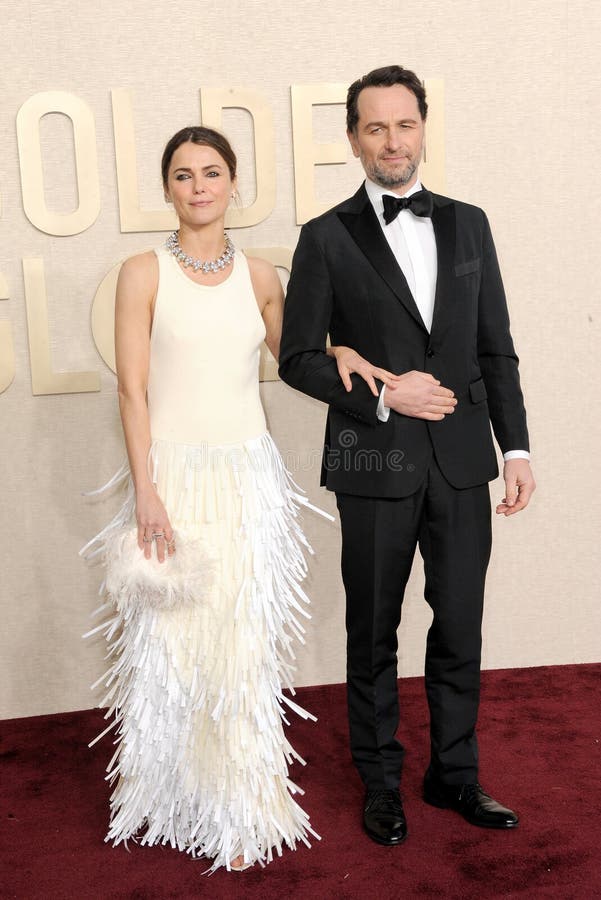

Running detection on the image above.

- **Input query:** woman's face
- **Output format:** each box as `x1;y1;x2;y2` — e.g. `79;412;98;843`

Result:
164;141;234;229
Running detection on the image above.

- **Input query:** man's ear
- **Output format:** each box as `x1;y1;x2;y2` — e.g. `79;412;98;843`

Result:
347;129;360;159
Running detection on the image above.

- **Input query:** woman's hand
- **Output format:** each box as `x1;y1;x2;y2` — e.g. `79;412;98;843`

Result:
328;346;402;396
136;485;175;562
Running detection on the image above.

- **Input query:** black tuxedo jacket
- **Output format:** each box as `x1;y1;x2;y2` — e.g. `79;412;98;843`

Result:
279;184;529;498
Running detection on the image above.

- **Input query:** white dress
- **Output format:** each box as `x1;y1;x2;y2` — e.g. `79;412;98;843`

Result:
82;246;322;871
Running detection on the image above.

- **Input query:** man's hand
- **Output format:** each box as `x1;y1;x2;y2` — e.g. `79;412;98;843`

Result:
496;459;536;516
384;371;457;421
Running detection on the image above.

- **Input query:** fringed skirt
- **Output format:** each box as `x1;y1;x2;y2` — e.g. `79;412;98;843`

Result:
82;431;325;871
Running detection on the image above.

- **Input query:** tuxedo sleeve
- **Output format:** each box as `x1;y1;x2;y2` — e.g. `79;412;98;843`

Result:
279;223;381;426
477;212;530;453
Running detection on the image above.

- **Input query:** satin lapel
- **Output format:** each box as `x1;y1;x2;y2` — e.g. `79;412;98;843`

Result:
429;197;456;344
338;198;428;334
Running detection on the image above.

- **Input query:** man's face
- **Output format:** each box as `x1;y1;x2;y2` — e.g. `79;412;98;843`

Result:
348;85;425;193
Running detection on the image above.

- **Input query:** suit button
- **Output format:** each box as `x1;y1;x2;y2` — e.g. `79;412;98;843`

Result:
426;348;435;358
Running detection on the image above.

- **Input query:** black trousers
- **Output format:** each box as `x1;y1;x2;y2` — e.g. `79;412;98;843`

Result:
336;457;492;791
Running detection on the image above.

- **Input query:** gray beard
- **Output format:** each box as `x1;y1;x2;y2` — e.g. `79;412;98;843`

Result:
366;159;417;189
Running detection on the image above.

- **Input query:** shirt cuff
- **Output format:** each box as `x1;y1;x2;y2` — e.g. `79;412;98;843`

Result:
503;450;530;461
377;384;390;422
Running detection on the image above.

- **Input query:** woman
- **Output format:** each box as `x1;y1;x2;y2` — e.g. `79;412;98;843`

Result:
83;126;398;872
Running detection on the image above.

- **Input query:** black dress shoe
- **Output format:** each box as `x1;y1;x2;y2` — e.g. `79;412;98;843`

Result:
363;789;408;846
423;774;519;829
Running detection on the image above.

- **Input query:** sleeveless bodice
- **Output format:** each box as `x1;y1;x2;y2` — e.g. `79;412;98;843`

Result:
148;247;267;445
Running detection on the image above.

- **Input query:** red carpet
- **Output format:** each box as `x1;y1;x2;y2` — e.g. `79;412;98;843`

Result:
1;664;600;899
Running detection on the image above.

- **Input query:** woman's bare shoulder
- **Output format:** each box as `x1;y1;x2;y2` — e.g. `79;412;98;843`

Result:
245;253;277;280
245;254;282;301
119;251;158;280
117;251;159;298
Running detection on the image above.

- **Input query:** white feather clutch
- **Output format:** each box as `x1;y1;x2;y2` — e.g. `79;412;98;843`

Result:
104;529;216;612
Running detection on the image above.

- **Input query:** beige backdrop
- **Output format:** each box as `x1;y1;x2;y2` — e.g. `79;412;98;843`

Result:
1;0;600;719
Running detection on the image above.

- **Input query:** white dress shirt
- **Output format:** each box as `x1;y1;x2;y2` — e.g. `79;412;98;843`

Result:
365;177;438;332
364;178;529;461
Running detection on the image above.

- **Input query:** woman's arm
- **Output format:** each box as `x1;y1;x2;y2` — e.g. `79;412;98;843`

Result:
247;256;284;360
115;252;173;560
326;346;401;396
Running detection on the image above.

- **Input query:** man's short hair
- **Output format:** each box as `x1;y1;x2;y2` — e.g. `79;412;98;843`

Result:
346;65;428;132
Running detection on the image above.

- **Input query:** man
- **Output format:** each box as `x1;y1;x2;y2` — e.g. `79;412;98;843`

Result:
279;65;535;847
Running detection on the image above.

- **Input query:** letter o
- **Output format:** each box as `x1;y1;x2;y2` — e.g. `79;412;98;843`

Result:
16;91;101;235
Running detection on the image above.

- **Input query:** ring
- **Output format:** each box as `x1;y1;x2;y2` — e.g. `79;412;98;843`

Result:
142;537;152;543
151;531;165;539
166;539;176;549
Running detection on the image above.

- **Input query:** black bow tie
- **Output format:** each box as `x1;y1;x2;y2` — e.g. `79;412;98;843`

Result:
382;189;434;224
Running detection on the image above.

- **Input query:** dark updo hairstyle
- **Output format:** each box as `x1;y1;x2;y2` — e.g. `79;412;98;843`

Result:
161;126;237;187
346;65;428;133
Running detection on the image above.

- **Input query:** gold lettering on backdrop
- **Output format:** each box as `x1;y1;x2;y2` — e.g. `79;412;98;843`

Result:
16;92;101;236
112;89;178;234
0;272;15;393
90;261;120;373
10;81;445;396
291;84;348;225
23;258;101;395
90;249;292;381
291;80;446;224
200;88;276;228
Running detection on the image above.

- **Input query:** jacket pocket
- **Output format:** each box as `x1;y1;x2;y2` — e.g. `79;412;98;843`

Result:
454;258;481;277
469;377;488;404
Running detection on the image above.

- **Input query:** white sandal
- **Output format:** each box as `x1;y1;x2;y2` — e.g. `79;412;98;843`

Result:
230;857;253;872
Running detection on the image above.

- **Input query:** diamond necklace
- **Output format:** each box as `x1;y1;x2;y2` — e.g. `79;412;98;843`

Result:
165;231;235;274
